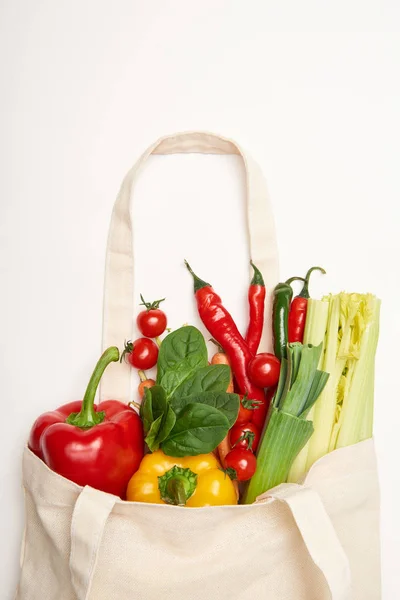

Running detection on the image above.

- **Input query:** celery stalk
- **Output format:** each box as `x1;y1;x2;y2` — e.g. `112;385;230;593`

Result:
304;293;380;468
335;296;380;447
306;295;341;469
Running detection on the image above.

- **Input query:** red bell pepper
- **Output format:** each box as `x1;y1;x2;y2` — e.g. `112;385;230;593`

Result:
28;347;144;498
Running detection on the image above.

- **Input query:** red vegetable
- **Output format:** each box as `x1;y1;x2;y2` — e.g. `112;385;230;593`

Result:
229;421;260;452
121;338;159;370
137;295;167;338
138;370;156;398
237;395;262;424
28;347;144;498
247;353;281;389
185;261;267;418
288;266;326;343
245;261;266;355
225;448;257;481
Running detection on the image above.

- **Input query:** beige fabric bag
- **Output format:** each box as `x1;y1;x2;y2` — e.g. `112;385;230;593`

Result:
16;132;381;600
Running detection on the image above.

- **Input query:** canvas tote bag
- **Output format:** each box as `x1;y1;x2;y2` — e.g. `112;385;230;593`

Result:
16;132;380;600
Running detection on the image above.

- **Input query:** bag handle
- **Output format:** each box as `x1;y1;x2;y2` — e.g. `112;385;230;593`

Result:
99;131;279;402
69;486;118;600
258;483;352;600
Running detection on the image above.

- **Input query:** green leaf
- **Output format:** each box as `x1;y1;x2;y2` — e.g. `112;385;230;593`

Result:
280;344;323;416
145;414;164;452
157;326;208;396
273;358;287;409
171;390;239;428
143;386;176;449
140;388;153;436
156;405;176;444
299;370;330;418
161;403;230;457
172;364;231;400
149;385;168;421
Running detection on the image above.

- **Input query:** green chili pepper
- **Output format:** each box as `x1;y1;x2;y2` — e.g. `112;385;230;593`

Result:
272;277;305;361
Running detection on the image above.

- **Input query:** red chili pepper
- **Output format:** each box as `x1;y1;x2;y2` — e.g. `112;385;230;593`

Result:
245;261;266;355
288;266;326;343
185;261;268;425
28;347;144;498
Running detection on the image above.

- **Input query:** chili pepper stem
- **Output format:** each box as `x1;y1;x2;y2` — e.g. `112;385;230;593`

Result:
298;266;326;299
184;259;210;292
66;347;120;429
250;260;265;286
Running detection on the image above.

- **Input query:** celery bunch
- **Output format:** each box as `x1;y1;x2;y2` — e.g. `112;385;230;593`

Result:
243;343;329;504
290;293;380;481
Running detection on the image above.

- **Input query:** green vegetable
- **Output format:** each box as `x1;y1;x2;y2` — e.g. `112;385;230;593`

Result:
305;293;380;469
171;390;239;427
157;326;208;396
162;403;230;457
141;386;176;451
287;299;329;482
143;326;239;456
243;342;329;504
171;364;231;400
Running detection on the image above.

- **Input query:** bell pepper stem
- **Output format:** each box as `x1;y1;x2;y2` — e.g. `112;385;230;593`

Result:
158;466;197;506
66;347;120;429
167;478;188;506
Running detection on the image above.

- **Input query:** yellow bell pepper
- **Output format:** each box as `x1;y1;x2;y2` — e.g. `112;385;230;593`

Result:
126;450;237;507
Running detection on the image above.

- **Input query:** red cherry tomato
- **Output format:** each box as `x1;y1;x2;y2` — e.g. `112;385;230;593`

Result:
123;338;159;370
225;448;257;481
236;395;263;424
229;422;260;452
137;296;167;338
247;353;281;388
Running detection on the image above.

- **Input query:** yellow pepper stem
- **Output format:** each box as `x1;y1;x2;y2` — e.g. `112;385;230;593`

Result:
158;466;197;506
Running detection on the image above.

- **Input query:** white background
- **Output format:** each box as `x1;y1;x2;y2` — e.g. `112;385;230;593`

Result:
1;1;399;598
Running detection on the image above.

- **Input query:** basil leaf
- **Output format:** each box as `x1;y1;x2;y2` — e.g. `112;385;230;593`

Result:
172;364;231;400
161;403;230;457
157;326;208;396
145;414;164;452
171;391;239;428
140;388;153;436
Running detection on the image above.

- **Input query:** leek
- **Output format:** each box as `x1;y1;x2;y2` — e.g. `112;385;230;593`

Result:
287;300;329;482
243;343;329;504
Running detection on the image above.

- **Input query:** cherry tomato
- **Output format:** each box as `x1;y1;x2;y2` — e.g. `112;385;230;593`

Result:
138;378;156;397
225;448;257;481
123;338;159;370
137;295;167;338
247;353;281;388
237;395;262;424
229;422;260;452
